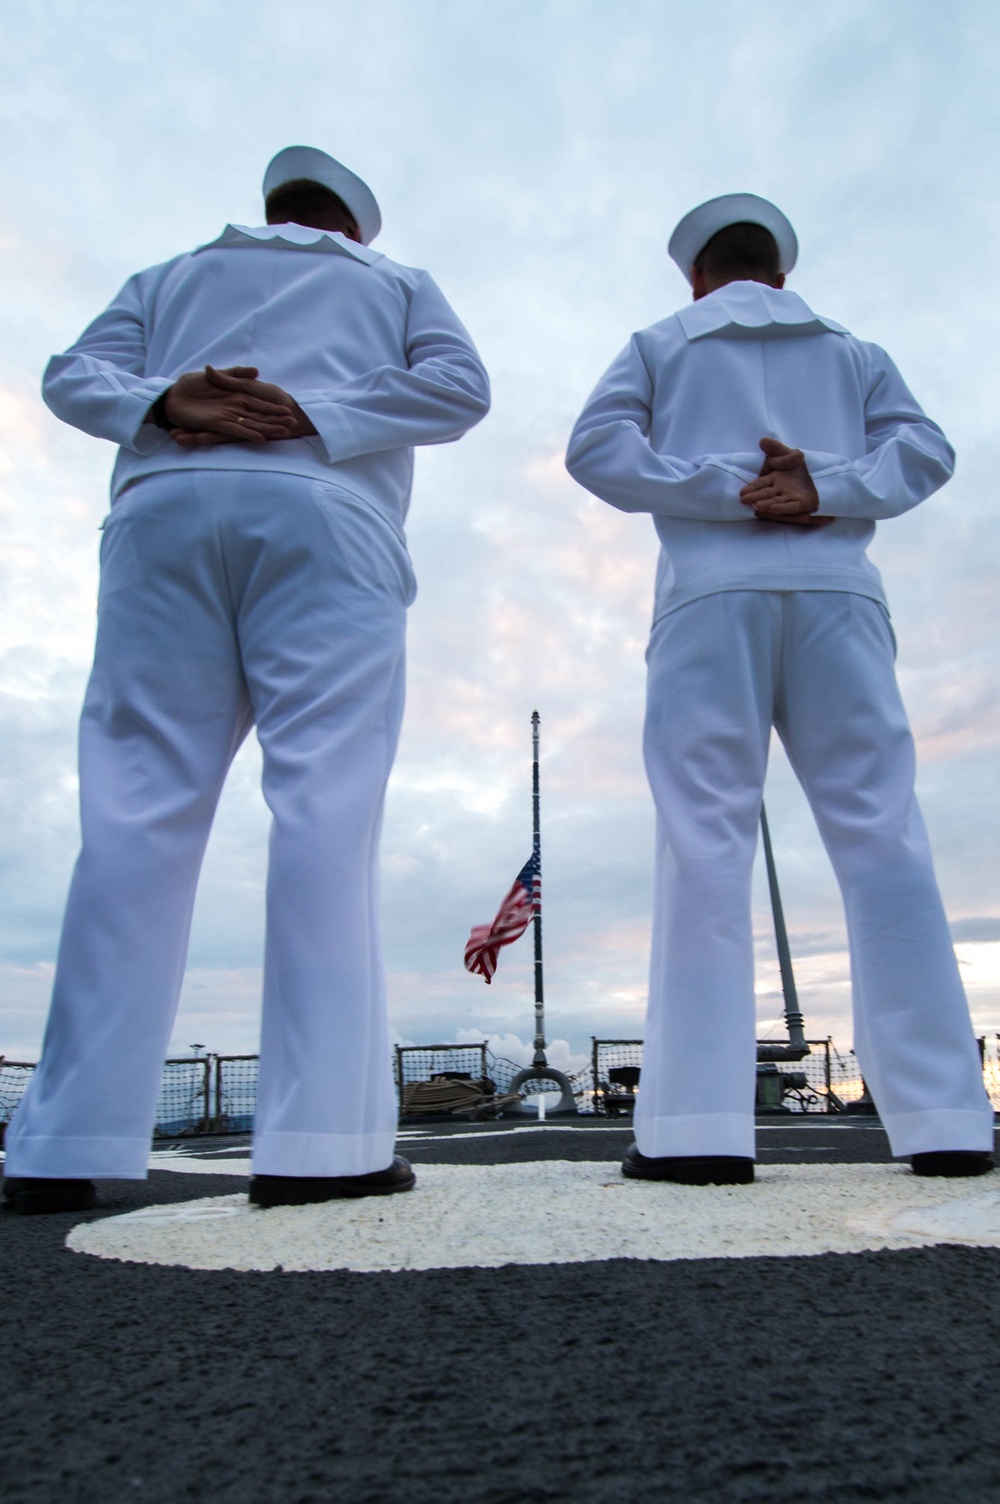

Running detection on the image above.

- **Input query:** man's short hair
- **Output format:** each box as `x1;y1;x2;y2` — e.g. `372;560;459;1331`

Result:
693;221;781;283
264;177;357;231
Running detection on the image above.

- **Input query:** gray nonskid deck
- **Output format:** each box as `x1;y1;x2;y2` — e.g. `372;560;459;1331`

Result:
3;1123;998;1503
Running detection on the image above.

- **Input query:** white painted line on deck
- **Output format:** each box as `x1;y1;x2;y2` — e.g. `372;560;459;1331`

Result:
149;1150;253;1175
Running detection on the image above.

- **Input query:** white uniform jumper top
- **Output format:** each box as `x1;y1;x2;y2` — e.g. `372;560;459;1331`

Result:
567;280;954;613
44;221;490;536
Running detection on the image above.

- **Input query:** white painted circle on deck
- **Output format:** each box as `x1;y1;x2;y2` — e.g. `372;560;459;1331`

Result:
853;1185;1000;1246
66;1162;1000;1273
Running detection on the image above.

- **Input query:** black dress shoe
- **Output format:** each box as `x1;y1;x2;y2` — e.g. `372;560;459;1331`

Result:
910;1151;996;1178
249;1155;416;1207
1;1177;98;1215
621;1144;755;1185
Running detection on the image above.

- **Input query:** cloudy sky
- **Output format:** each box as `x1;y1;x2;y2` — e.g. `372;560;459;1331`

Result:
2;0;999;1076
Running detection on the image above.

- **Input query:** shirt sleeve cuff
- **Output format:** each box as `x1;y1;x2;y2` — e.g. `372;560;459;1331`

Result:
704;456;764;520
126;382;175;454
289;394;355;464
802;449;851;477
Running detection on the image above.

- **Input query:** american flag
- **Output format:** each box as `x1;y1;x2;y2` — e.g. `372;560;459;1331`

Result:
464;849;541;985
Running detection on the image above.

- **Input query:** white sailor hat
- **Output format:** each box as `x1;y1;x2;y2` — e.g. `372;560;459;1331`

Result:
263;145;382;246
668;193;797;285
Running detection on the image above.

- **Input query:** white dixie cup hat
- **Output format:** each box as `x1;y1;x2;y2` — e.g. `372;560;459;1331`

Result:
668;192;797;286
263;145;382;246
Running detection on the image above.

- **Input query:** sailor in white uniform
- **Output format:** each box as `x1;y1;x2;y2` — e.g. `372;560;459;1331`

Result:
2;146;490;1215
566;193;994;1185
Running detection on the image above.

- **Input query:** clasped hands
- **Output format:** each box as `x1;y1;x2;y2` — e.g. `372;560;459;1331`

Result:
739;437;832;528
153;390;830;526
154;365;317;448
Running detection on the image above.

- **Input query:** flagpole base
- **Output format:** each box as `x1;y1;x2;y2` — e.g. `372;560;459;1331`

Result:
506;1066;578;1116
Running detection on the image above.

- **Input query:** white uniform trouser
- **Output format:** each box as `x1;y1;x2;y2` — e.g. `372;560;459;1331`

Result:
5;470;414;1180
635;590;993;1161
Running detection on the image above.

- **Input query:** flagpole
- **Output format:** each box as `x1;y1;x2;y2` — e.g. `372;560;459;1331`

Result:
531;709;546;1067
506;710;577;1114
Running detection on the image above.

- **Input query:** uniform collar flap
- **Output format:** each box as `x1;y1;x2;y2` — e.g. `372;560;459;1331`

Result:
676;282;847;340
194;223;382;265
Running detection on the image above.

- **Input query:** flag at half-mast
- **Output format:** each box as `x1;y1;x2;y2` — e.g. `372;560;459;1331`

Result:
464;849;541;985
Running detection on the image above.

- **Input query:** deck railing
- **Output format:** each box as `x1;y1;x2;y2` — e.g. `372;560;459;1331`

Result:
2;1034;999;1139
